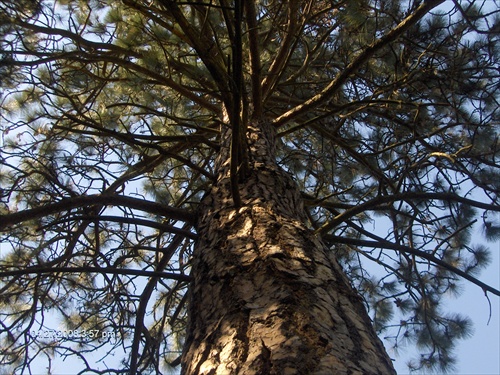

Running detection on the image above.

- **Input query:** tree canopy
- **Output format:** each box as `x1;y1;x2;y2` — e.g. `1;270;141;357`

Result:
1;0;499;373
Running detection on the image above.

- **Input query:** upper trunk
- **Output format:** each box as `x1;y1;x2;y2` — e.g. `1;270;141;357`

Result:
181;119;396;374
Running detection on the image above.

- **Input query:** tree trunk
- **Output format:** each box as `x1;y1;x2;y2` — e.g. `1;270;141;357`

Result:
181;119;396;375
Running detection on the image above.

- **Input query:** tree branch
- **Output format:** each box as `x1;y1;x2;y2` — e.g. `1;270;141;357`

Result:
323;234;500;297
245;0;263;117
315;191;500;235
273;0;446;127
229;0;245;208
261;0;301;100
9;14;218;110
0;195;195;231
0;266;191;282
129;232;187;374
39;215;197;240
157;0;231;109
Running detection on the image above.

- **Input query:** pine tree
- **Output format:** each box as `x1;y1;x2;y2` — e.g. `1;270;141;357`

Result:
1;0;499;373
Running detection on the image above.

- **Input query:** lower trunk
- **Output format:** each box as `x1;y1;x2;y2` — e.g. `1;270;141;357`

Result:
181;120;395;375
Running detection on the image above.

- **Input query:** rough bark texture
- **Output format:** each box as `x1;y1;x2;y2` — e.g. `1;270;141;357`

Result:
181;119;396;374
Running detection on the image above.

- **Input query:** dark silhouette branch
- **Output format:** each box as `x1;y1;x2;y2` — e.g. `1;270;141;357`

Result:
273;0;446;127
7;19;220;112
261;0;300;101
245;0;263;117
323;234;500;297
38;215;197;240
0;194;195;231
315;192;500;235
229;0;244;208
129;232;186;374
0;266;191;282
157;0;231;109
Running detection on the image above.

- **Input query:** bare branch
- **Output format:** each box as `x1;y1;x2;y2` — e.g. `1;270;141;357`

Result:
0;195;196;231
273;0;446;127
323;234;500;297
0;266;191;282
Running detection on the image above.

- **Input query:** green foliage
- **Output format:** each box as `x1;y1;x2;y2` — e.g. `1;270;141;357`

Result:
0;0;499;374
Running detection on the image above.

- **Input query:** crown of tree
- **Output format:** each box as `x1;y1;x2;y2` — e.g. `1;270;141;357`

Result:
0;0;499;374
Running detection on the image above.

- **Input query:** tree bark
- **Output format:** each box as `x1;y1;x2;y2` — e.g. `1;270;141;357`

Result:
181;119;396;374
